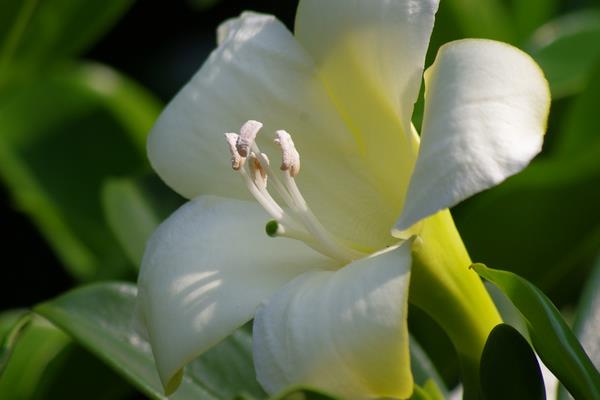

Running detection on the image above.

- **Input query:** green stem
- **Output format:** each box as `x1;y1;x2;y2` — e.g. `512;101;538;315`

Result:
409;210;502;399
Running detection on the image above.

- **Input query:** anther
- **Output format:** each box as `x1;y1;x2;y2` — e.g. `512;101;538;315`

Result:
274;130;300;176
236;120;263;157
224;133;244;170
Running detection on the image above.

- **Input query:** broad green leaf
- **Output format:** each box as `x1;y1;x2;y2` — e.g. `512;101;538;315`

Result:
0;63;160;281
102;175;184;267
454;148;600;304
34;282;266;400
0;314;70;400
480;324;545;400
558;255;600;400
527;10;600;98
410;336;447;397
555;62;600;156
473;264;600;400
0;0;134;82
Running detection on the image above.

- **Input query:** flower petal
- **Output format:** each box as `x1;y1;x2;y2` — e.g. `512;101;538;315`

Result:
253;242;413;399
148;11;414;251
148;12;355;201
395;39;551;231
137;195;339;392
295;0;438;153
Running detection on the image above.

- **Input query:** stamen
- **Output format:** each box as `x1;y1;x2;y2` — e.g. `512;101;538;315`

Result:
236;120;262;157
281;172;364;261
249;153;268;190
224;133;244;170
224;120;367;263
239;167;283;220
265;220;344;258
274;130;300;176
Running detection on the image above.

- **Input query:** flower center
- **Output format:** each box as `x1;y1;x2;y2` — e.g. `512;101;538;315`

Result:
224;120;366;263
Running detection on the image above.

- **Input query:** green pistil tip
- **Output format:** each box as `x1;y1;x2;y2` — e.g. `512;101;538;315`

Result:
265;220;279;237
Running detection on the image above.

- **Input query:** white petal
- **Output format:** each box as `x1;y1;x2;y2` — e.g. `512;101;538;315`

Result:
295;0;438;153
253;242;413;399
148;11;414;251
148;12;353;201
137;195;339;392
395;39;551;231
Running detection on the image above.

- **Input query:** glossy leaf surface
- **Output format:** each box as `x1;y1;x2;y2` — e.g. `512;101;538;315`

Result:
473;264;600;400
35;282;266;400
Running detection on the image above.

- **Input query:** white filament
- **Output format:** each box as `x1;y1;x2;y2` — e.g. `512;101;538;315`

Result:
224;121;365;262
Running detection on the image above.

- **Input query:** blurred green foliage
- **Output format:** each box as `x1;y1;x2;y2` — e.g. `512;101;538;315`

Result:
0;0;599;399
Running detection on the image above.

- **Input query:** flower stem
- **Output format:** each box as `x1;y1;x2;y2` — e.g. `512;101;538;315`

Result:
409;210;501;399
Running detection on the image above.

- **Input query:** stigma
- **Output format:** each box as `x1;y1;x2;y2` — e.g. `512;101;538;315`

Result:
224;120;364;263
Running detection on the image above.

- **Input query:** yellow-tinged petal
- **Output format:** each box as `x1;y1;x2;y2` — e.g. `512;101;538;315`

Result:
137;195;339;392
396;39;551;231
295;0;439;198
253;242;414;399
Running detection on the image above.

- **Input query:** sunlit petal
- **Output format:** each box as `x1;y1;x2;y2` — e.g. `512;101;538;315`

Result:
396;39;551;230
295;0;439;187
253;242;413;399
137;195;339;392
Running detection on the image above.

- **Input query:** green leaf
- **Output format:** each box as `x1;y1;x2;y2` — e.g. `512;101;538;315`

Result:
473;264;600;400
0;63;160;281
0;314;71;400
480;323;545;400
102;175;184;267
527;10;600;98
0;311;31;376
0;0;134;81
558;254;600;400
34;282;266;400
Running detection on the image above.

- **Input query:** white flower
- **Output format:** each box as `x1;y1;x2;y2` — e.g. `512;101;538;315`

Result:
137;1;550;399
